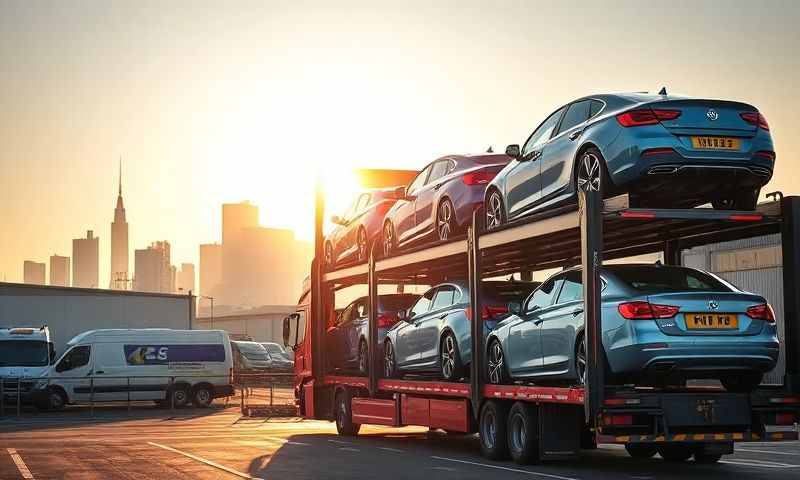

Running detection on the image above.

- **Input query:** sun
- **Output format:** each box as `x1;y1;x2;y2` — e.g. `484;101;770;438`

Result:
320;166;362;232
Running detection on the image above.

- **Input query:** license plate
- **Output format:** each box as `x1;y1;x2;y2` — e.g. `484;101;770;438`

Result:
691;136;741;150
685;313;738;330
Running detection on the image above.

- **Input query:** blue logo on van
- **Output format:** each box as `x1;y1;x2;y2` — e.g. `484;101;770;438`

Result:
124;344;225;365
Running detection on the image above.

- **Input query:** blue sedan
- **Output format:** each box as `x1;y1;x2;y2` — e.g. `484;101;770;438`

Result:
485;92;775;229
486;265;779;392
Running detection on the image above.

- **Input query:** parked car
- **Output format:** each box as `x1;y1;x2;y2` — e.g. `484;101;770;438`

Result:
327;293;420;375
325;188;402;268
383;280;538;381
232;341;292;371
260;341;293;363
383;153;511;256
486;265;779;392
31;329;235;410
485;92;775;229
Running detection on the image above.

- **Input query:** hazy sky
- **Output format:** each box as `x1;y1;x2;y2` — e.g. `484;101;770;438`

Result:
1;0;799;285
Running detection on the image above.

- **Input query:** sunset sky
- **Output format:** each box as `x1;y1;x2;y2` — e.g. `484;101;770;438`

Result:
1;0;799;286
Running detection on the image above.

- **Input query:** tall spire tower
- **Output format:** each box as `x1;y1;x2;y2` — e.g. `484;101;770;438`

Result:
110;157;129;289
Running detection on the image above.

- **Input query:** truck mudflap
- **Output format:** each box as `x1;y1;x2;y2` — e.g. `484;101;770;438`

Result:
597;430;798;444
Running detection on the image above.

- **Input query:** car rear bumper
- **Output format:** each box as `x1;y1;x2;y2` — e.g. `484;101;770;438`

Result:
608;342;779;378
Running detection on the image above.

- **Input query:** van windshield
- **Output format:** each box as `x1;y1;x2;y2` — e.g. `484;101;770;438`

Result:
0;340;50;366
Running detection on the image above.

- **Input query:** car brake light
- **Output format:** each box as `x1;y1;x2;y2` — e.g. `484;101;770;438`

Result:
618;301;679;320
377;313;399;329
463;170;497;186
754;150;775;161
465;305;508;321
616;108;681;127
641;147;675;157
746;303;775;323
740;112;770;131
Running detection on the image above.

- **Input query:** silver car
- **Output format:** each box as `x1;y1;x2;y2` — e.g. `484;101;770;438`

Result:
486;264;779;392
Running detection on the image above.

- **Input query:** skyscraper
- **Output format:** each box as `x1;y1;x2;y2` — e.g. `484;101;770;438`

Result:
23;260;46;285
134;241;171;293
176;263;195;294
49;255;70;287
199;243;222;297
73;230;99;288
110;159;129;289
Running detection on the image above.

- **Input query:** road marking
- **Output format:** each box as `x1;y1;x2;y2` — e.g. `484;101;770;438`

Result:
431;456;579;480
737;447;800;456
7;449;34;479
378;447;405;453
147;442;264;479
260;435;311;446
327;439;350;445
339;447;361;452
720;459;800;469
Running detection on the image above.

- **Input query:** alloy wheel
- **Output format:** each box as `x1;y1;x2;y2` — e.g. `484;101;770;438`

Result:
577;152;601;193
357;229;368;262
486;191;504;230
438;200;453;240
358;341;368;374
324;243;334;267
441;335;457;379
576;338;587;385
383;223;394;257
488;341;505;384
383;342;395;377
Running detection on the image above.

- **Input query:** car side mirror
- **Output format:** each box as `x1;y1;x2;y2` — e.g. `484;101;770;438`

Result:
282;315;295;347
393;186;406;199
505;144;521;160
508;302;521;315
331;215;345;226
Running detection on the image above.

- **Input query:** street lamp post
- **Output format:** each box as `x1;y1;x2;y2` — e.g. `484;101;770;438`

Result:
201;296;215;329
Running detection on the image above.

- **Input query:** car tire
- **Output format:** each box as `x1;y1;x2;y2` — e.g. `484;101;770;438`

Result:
575;334;587;385
658;444;693;462
324;242;334;268
575;147;611;196
507;402;540;465
358;339;369;376
383;340;397;378
193;385;213;408
38;388;66;411
440;331;465;381
335;389;361;436
382;222;395;258
721;373;763;393
712;188;759;211
437;198;455;241
356;227;368;263
169;384;191;408
485;189;505;231
625;443;657;459
479;400;510;460
487;339;509;384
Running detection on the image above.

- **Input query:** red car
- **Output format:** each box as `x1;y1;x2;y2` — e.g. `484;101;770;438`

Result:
325;188;402;268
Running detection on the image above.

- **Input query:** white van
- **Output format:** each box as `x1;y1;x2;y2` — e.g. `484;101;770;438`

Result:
32;329;234;410
0;326;55;405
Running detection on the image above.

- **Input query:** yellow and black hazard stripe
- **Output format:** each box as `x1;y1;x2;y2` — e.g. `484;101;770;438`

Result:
597;431;797;444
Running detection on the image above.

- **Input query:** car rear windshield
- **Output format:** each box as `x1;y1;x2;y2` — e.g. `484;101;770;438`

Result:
610;266;733;293
379;295;419;312
483;282;539;304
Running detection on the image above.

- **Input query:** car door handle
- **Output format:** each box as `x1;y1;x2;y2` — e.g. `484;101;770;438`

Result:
439;313;448;320
434;183;444;190
533;318;544;325
572;308;584;316
569;130;583;141
95;371;105;375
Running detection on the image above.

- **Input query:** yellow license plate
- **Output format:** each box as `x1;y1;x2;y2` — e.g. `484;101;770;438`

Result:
685;313;738;330
691;136;741;150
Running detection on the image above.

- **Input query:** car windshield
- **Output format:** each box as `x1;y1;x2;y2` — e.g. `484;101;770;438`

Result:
263;344;286;357
379;295;419;312
235;342;269;360
0;340;50;366
483;282;539;304
610;266;733;293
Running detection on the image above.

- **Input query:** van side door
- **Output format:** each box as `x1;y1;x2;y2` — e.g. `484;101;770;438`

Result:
53;345;93;403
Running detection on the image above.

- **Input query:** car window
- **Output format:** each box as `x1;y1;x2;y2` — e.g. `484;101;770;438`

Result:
431;285;457;310
525;278;563;312
556;271;582;304
427;160;450;184
522;107;566;156
355;193;371;213
56;345;91;372
338;304;354;326
340;197;359;222
410;289;435;317
407;165;431;195
355;299;367;318
556;100;591;136
589;100;604;119
611;266;733;293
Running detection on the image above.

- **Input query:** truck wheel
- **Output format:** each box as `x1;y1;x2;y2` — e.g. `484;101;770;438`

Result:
335;390;360;436
479;400;509;460
193;385;213;408
658;444;693;462
625;443;657;459
507;401;540;465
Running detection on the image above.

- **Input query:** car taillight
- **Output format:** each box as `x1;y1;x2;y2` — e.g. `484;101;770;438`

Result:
463;170;497;186
746;303;776;323
754;150;775;161
774;413;796;425
616;108;681;127
377;313;399;329
740;111;770;131
465;305;508;321
618;301;679;319
603;414;633;426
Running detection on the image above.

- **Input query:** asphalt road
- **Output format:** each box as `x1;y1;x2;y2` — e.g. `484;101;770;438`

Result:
1;406;798;479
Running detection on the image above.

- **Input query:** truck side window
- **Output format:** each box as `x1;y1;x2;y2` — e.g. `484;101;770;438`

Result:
294;311;307;346
55;345;91;372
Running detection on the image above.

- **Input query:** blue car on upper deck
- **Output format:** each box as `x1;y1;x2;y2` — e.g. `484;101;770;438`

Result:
484;92;775;229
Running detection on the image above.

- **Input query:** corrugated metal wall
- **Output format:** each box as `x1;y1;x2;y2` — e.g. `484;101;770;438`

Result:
682;234;784;385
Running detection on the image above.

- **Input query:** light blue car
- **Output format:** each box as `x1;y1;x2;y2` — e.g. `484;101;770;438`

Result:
485;92;775;229
486;264;779;392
